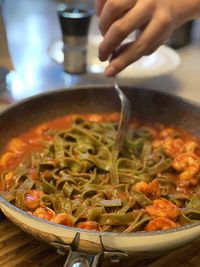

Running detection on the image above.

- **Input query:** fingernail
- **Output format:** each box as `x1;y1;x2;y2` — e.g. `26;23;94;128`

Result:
98;49;107;61
104;65;116;77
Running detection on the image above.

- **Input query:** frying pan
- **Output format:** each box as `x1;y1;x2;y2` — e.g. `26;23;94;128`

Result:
1;86;200;267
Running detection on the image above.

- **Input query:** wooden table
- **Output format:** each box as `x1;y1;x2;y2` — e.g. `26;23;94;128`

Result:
1;212;200;267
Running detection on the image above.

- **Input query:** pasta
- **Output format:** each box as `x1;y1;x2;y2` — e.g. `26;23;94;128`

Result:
1;113;200;232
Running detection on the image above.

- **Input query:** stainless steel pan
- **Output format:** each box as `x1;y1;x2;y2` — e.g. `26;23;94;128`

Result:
1;86;200;267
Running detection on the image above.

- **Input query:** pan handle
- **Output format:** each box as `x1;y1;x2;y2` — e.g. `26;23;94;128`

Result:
52;233;128;267
63;250;101;267
52;239;102;267
62;249;128;267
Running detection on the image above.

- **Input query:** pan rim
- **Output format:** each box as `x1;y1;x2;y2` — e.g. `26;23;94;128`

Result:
1;85;200;116
1;195;200;237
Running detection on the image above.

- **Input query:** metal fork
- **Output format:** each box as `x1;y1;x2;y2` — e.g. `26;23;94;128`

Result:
112;79;131;160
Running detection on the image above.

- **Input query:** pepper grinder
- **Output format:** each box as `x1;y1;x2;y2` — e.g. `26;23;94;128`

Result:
57;3;93;74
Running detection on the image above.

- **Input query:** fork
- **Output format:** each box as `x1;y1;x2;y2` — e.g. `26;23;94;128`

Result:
112;79;131;161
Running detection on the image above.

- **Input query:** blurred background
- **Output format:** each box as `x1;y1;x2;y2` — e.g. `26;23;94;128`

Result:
0;0;200;100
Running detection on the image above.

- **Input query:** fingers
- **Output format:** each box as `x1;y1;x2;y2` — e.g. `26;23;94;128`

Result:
99;2;152;61
104;12;172;77
98;0;137;36
95;0;107;16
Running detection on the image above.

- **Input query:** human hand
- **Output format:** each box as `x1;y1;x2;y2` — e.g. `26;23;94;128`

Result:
96;0;200;77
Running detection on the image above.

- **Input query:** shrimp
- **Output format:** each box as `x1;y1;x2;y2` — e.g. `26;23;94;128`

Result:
33;205;55;221
0;171;14;191
144;217;177;232
153;128;179;149
77;221;100;231
145;198;179;221
35;123;50;135
88;114;104;122
7;138;25;154
0;152;18;168
4;171;14;190
162;138;184;158
52;213;75;227
152;139;163;148
184;141;199;153
159;128;179;139
24;190;43;211
133;180;161;200
172;152;200;185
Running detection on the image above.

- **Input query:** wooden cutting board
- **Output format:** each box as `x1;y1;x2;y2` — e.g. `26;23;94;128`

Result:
0;212;200;267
